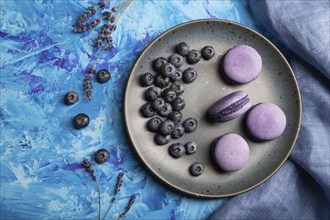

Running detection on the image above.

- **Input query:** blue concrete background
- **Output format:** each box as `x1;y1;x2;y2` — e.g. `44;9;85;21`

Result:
0;0;277;219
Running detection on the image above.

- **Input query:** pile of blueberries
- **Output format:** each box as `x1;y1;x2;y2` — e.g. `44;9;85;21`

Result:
64;69;111;164
139;42;215;176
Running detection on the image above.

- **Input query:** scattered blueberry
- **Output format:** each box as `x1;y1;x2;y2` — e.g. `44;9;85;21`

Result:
154;74;170;88
170;69;183;82
161;63;176;78
140;72;154;87
201;46;215;60
154;134;170;145
183;67;198;83
189;162;204;176
153;57;167;72
171;97;185;111
187;49;202;64
159;120;175;136
144;86;161;101
162;88;177;102
147;117;162;132
141;103;156;118
170;81;185;96
169;143;186;158
175;42;190;56
167;111;182;124
94;149;110;164
73;113;90;129
96;69;111;83
64;91;79;105
151;97;166;112
171;124;185;139
168;53;184;68
183;117;198;133
159;103;173;117
185;141;198;155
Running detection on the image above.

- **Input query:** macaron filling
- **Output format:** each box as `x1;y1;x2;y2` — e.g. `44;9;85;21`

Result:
209;95;250;121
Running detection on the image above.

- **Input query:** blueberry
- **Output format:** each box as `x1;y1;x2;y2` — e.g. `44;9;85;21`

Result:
94;149;110;164
73;113;90;129
167;111;182;124
162;88;177;102
168;53;184;68
159;120;175;135
189;162;204;176
154;134;170;145
96;69;111;83
171;97;185;111
170;81;184;96
64;91;79;105
147;117;162;132
159;103;173;117
154;74;170;88
169;143;186;158
183;117;198;133
151;97;166;111
201;46;215;60
161;63;176;77
144;86;161;101
170;69;183;82
185;141;198;155
175;42;190;57
183;67;198;84
140;72;154;87
187;49;202;64
140;103;156;118
153;57;167;72
171;124;185;139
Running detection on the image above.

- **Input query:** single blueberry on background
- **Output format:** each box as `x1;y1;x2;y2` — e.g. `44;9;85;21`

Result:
140;72;154;87
169;143;186;158
162;88;177;102
151;97;166;111
168;53;184;68
159;120;175;136
154;133;170;145
190;162;205;176
73;113;90;129
183;67;198;83
171;97;185;111
147;117;163;132
154;74;170;88
167;111;182;124
64;91;79;105
183;117;198;133
170;69;183;82
96;69;111;83
144;86;161;101
201;46;215;60
94;149;110;164
161;63;176;77
176;42;190;56
159;103;173;117
187;49;202;64
185;141;198;154
170;81;185;96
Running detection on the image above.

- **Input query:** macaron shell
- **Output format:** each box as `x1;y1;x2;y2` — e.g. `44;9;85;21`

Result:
207;90;252;122
212;133;250;172
222;44;262;84
246;103;286;141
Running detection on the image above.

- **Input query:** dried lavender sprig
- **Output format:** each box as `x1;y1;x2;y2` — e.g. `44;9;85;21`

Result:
118;194;137;220
84;67;96;100
81;159;102;220
102;172;124;220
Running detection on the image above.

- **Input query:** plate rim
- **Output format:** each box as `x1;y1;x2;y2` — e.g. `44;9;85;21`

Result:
124;18;302;198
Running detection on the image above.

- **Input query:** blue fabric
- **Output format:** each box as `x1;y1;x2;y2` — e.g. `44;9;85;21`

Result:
211;1;330;219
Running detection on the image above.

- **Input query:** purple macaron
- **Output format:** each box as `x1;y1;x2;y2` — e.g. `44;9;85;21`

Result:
207;90;251;122
221;44;262;84
211;133;250;172
246;103;286;141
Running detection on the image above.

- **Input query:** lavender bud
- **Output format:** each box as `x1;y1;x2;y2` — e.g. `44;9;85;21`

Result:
111;6;118;12
110;15;115;23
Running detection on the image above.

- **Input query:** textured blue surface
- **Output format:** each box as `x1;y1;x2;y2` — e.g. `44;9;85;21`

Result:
1;0;263;219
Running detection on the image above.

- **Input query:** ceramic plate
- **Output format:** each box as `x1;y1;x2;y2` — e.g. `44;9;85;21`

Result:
124;19;301;198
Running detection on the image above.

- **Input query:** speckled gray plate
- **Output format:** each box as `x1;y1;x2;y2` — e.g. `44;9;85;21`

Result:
124;19;301;198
